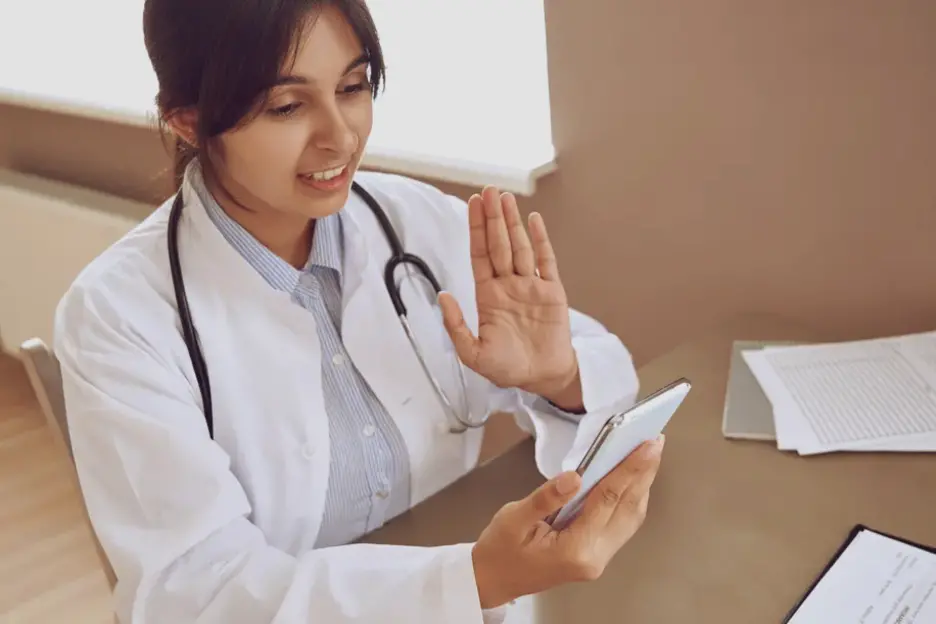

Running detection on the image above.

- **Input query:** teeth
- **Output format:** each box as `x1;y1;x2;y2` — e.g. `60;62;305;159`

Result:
304;165;346;182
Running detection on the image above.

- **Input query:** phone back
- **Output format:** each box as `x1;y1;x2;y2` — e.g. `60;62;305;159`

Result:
550;380;691;530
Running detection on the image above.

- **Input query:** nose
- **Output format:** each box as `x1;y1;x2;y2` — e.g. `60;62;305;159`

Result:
313;101;357;156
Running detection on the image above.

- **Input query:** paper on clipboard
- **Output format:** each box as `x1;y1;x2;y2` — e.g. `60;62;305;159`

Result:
787;527;936;624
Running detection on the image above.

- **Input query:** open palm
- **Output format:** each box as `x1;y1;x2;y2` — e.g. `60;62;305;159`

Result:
439;187;578;399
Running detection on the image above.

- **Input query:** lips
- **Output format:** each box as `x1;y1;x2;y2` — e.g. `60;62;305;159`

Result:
297;163;351;193
300;164;348;182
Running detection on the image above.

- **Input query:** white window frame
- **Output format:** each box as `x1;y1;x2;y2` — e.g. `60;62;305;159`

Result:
0;1;555;194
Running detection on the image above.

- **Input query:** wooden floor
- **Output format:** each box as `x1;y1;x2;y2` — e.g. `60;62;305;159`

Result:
0;354;112;623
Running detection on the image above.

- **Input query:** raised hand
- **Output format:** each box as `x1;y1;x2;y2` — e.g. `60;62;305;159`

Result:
438;186;582;410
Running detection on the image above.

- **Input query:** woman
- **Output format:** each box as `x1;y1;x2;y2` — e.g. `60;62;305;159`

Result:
54;0;664;622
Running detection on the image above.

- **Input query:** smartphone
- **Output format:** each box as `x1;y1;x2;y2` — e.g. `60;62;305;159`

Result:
546;377;691;530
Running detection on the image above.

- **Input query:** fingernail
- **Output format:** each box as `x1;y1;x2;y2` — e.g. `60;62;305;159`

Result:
555;471;579;495
644;435;665;457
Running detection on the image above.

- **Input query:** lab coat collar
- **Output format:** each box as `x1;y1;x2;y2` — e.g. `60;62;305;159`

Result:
178;161;373;306
187;160;342;293
179;163;279;299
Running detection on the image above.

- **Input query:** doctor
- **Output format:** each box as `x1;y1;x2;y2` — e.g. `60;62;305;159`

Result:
53;0;665;622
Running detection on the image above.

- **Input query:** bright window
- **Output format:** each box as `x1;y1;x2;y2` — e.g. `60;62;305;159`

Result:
0;1;554;194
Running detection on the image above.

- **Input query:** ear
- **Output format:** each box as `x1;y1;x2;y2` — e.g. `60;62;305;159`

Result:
164;108;199;147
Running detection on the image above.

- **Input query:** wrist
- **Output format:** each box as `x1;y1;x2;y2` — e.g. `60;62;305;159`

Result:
539;361;584;413
472;543;509;610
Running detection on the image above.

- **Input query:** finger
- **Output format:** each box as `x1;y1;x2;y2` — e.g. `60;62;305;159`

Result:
468;194;494;282
528;212;559;281
483;186;514;277
438;291;481;370
502;192;535;277
511;471;582;525
575;436;664;530
608;438;664;533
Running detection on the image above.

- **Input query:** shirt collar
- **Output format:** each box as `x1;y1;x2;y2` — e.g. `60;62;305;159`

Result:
189;159;344;293
308;212;343;275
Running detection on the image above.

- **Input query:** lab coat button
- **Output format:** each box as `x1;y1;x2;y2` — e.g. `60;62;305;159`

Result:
301;443;314;459
363;424;376;437
375;489;389;499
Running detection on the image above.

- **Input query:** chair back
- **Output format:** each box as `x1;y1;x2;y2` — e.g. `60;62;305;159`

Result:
19;338;118;590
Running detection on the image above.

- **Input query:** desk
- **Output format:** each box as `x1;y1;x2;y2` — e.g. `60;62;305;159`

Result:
363;314;936;622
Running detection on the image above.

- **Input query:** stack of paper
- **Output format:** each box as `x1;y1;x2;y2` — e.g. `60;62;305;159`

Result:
740;331;936;454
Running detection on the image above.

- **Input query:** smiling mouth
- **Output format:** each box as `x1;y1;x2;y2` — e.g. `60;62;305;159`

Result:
297;162;353;193
300;164;348;182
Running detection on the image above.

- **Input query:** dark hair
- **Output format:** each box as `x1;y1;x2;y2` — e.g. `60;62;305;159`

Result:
142;0;385;188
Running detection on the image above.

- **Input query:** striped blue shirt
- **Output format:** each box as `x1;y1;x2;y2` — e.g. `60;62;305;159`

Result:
191;164;411;548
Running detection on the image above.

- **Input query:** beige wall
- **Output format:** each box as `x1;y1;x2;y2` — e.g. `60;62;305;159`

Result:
2;0;935;365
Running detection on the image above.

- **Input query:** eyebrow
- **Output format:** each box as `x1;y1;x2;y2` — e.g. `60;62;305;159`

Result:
274;54;370;87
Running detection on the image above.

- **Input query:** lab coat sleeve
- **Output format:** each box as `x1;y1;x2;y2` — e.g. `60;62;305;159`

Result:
54;285;490;624
497;307;641;479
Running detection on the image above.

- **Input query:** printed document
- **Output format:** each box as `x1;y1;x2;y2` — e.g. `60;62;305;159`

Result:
788;528;936;624
741;331;936;454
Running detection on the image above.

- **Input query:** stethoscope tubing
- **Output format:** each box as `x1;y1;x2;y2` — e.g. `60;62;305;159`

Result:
167;181;484;438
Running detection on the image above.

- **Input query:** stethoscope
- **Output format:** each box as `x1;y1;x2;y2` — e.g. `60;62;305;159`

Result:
167;181;482;439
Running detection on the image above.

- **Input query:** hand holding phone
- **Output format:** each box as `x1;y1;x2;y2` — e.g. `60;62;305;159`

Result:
547;378;691;529
471;424;668;609
470;379;688;610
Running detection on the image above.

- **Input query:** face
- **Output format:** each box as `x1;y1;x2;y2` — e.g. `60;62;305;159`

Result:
200;6;374;222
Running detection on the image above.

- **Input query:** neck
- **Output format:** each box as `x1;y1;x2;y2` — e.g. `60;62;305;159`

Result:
204;172;313;270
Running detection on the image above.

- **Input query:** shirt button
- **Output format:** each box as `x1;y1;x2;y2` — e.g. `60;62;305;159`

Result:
375;489;389;500
301;443;314;459
332;353;345;366
363;424;376;437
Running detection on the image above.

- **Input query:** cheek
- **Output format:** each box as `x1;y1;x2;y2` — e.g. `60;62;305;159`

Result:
346;97;374;149
220;122;308;190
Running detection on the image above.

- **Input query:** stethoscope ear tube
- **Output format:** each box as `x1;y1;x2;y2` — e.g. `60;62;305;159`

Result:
169;194;215;437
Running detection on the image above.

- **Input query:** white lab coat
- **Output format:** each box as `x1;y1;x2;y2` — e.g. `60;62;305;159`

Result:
53;169;639;623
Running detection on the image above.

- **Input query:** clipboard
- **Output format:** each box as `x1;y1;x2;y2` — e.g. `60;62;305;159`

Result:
782;524;936;622
721;340;803;441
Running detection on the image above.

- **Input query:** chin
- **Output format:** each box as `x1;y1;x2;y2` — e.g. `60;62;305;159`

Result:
294;160;362;216
293;178;355;219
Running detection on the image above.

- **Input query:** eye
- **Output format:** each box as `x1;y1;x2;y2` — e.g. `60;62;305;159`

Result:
268;102;302;117
340;82;368;96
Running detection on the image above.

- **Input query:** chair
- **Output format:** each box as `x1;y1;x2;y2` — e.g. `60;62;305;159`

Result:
19;338;118;590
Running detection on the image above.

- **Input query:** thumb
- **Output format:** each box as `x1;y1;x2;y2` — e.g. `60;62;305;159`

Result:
438;291;480;369
516;471;582;524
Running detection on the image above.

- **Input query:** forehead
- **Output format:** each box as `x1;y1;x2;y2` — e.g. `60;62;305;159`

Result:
287;5;365;78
